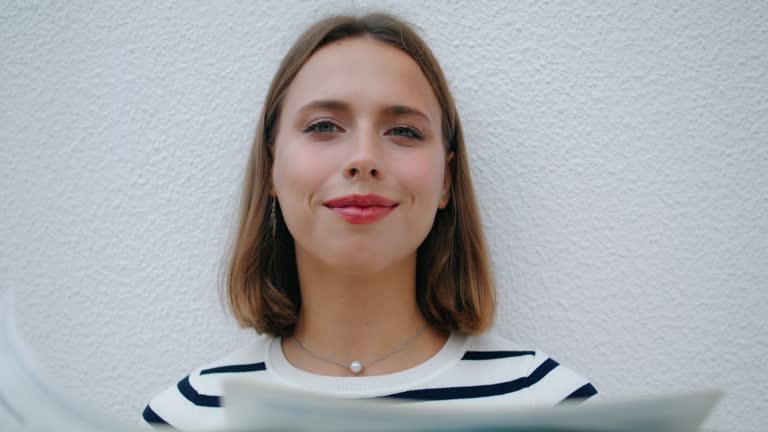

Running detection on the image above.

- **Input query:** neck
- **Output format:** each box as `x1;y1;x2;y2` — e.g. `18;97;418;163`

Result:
285;245;446;376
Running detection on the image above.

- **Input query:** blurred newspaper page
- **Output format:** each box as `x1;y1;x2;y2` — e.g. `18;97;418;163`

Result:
223;375;722;432
0;288;170;432
0;287;723;432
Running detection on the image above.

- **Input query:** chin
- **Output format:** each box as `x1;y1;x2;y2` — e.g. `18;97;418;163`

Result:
324;254;395;275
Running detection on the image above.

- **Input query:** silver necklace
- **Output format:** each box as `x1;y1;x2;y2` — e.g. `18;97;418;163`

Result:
292;324;430;374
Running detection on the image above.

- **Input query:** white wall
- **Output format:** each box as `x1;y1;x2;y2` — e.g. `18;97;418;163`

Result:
2;1;766;431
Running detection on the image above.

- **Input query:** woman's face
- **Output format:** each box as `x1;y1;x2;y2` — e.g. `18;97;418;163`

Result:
272;36;452;275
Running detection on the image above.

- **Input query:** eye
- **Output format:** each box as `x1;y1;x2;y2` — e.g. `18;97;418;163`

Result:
387;125;423;140
303;120;343;134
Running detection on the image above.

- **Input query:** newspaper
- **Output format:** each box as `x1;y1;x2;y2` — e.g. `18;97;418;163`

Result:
223;379;722;432
1;288;723;432
0;289;157;432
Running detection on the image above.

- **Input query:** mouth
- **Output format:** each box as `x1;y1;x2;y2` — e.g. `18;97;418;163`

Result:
323;194;399;225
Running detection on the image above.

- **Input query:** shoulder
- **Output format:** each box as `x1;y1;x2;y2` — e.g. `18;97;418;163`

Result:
462;333;599;406
142;336;272;431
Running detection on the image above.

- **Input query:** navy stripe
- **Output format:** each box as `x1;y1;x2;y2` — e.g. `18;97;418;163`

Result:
558;383;598;405
142;405;172;428
200;362;266;375
384;358;560;401
177;376;221;407
461;351;536;360
528;358;559;386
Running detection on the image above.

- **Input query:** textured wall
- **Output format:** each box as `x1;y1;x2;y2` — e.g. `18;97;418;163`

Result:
2;1;766;431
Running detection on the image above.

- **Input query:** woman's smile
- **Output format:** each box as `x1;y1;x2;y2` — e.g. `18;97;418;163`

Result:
326;204;398;224
323;193;400;224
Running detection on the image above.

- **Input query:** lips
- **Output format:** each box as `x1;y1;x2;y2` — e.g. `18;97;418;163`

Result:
323;194;398;224
323;194;398;208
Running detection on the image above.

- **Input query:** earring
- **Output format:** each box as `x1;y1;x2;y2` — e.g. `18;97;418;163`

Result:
271;196;276;237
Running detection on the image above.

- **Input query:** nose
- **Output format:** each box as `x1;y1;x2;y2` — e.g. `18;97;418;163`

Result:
345;163;378;180
343;126;381;181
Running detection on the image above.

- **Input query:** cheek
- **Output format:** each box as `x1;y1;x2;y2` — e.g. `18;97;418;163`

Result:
272;142;328;200
397;154;445;202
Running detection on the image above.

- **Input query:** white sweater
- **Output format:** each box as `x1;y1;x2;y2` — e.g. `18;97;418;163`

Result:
142;332;598;431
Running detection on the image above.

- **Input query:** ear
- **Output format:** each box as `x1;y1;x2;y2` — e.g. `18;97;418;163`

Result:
438;151;454;209
268;144;276;197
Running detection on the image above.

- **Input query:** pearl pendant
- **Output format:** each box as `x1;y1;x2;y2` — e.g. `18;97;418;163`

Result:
350;360;363;374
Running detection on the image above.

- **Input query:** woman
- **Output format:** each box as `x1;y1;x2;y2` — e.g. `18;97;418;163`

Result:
143;12;597;431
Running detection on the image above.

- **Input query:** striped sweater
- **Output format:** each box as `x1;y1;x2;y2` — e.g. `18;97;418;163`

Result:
142;332;598;431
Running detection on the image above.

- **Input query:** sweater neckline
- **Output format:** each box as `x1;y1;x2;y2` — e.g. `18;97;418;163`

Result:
265;331;469;397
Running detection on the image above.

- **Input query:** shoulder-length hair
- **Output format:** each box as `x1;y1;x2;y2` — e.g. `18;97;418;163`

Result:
221;12;495;337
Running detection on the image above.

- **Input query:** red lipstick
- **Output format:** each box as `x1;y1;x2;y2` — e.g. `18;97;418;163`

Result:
323;194;398;224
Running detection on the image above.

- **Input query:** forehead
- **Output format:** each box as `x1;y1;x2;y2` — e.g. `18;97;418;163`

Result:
282;36;441;120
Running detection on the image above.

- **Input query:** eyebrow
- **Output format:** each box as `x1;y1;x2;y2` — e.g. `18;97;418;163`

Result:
296;99;432;124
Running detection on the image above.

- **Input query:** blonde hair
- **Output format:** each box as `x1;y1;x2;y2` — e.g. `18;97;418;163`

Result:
221;12;495;336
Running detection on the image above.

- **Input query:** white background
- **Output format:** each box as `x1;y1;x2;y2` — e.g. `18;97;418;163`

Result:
2;1;766;431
